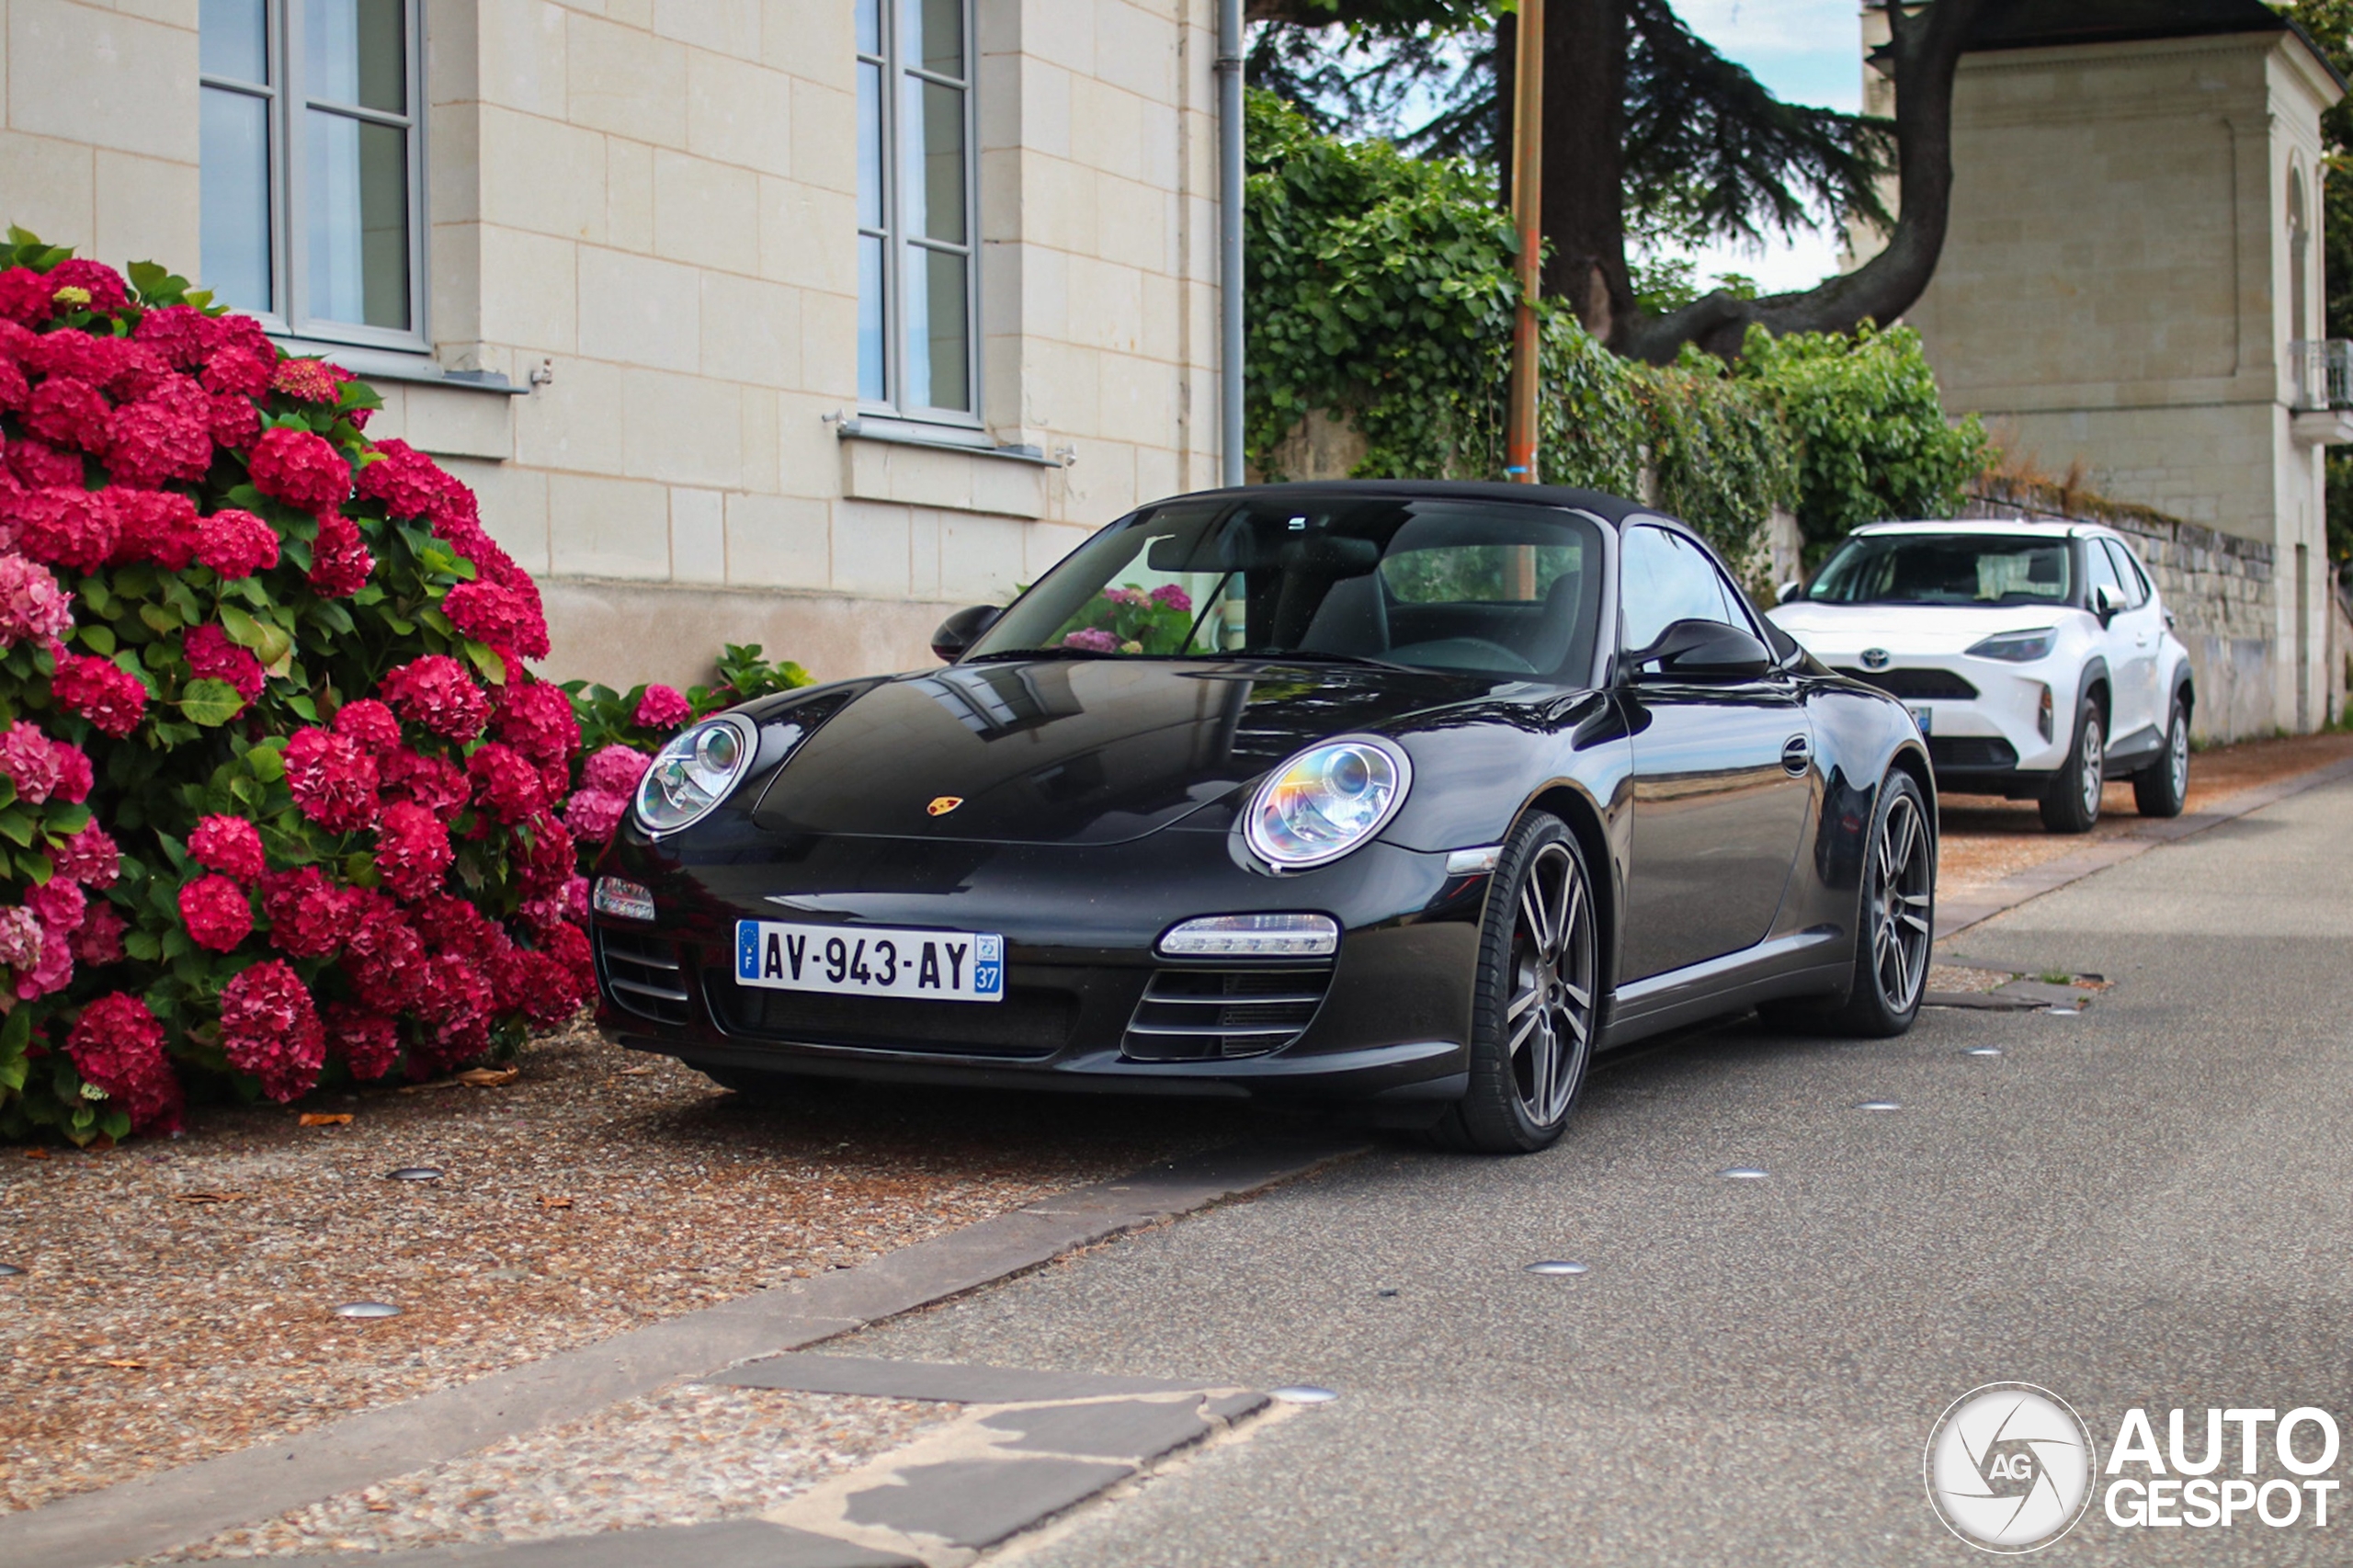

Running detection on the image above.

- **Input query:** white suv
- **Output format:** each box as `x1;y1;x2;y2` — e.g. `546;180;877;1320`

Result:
1766;519;2194;832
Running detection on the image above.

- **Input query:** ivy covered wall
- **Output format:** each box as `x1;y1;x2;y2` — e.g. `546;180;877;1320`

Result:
1244;93;1989;570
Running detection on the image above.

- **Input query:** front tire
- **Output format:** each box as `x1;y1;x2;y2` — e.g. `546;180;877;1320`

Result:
2039;693;2105;834
1431;812;1600;1154
1824;768;1934;1038
2131;696;2189;818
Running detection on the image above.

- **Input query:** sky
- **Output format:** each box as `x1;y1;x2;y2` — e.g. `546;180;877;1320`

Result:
1666;0;1865;294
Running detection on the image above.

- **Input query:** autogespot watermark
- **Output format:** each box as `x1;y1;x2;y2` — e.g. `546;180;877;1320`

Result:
1926;1387;2346;1552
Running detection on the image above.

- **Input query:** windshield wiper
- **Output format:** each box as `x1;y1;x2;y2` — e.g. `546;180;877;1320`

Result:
964;646;1122;664
1250;651;1425;676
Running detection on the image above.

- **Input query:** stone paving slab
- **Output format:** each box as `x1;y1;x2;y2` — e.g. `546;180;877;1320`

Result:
246;1519;920;1568
842;1458;1137;1551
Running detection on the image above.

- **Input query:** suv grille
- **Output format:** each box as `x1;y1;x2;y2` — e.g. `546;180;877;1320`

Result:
1836;666;1980;701
596;928;693;1025
1122;967;1335;1062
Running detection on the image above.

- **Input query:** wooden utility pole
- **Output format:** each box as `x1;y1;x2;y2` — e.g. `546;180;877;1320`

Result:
1504;0;1544;483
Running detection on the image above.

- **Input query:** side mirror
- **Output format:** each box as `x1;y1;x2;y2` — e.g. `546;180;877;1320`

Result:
1777;579;1803;604
2092;585;2122;624
1627;619;1774;682
930;604;1002;663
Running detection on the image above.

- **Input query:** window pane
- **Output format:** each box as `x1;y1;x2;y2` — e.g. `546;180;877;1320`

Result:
856;0;881;56
200;0;268;83
306;0;406;112
858;61;885;231
905;245;968;411
306;110;410;328
1620;527;1739;651
900;77;965;245
201;86;274;314
858;233;887;403
901;0;962;79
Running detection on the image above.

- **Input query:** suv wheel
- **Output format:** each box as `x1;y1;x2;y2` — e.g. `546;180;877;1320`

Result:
2039;693;2104;834
2131;696;2189;818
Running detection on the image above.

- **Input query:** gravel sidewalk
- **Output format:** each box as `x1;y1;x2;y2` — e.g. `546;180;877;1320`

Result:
1936;729;2353;890
0;1020;1247;1517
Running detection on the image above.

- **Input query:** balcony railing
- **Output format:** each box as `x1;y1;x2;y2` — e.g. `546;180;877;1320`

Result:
2289;339;2353;409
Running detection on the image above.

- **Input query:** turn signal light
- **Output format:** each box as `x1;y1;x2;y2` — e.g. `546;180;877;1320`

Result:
593;877;655;922
1156;913;1339;958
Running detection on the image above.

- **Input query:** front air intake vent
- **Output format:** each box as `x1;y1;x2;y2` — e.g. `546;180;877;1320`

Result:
1122;966;1335;1062
1835;666;1981;701
595;927;692;1025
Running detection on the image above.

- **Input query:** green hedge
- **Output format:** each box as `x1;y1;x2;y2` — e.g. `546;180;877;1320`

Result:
1245;92;1987;567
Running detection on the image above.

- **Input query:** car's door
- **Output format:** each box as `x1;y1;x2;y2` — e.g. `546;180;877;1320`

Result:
1616;522;1814;982
2098;536;2164;748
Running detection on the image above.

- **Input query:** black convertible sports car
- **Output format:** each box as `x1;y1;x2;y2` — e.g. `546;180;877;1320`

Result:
591;482;1936;1153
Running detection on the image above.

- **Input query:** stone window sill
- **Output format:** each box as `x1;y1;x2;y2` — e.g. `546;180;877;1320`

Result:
270;336;530;396
837;415;1061;466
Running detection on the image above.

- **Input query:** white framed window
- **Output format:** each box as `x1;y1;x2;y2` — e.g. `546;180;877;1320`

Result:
857;0;979;424
199;0;426;350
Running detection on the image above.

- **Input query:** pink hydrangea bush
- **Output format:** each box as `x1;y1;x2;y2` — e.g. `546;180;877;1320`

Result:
0;234;590;1147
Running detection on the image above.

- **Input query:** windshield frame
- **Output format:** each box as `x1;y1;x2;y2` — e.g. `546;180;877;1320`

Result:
961;492;1619;688
1803;530;2083;610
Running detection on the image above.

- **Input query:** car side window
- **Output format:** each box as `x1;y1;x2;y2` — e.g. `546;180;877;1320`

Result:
1620;525;1745;653
2083;539;2125;609
2100;539;2151;608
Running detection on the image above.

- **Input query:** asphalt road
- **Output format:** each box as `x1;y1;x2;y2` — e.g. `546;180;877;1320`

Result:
838;774;2353;1565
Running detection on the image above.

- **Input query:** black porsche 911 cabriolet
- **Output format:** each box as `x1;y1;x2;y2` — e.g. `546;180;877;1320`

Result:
590;482;1936;1153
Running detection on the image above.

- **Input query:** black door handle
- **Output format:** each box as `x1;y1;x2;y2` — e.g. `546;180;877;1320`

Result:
1780;734;1812;776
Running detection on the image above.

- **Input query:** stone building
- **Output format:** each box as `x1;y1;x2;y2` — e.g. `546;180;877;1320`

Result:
1;0;1224;687
1865;0;2347;736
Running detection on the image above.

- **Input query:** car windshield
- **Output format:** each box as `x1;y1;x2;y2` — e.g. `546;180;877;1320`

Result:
1805;533;2074;607
963;495;1608;680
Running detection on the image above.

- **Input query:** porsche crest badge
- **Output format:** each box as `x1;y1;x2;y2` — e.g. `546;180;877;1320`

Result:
926;796;964;817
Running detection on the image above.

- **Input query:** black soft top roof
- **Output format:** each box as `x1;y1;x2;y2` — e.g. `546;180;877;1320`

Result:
1144;480;1654;530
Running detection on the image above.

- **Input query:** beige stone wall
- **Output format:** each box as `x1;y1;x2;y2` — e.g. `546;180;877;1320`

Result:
0;0;1222;689
1904;28;2341;733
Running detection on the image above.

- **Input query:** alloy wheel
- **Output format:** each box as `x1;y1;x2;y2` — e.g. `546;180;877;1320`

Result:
2167;711;2188;797
1870;790;1933;1014
1506;841;1597;1127
2078;715;2105;817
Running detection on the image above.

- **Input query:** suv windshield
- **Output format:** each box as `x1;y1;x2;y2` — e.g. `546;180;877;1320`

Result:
964;495;1608;680
1806;533;2074;607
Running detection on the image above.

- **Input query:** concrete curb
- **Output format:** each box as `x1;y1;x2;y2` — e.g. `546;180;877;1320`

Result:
1934;754;2353;943
2;1135;1361;1568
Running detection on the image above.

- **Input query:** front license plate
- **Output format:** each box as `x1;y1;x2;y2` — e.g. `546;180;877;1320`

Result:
733;921;1005;1003
1910;706;1933;735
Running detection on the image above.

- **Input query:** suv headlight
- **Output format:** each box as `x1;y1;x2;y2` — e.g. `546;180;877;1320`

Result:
1965;628;2057;663
1245;735;1412;870
633;715;756;835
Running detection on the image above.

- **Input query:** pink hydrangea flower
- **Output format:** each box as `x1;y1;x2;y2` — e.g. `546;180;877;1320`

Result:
493;681;580;768
375;801;453;899
109;488;200;571
65;993;183;1135
0;720;63;802
0;553;73;646
324;1003;402;1081
51;824;119;888
1061;628;1118;653
467;743;546;824
220;960;326;1102
260;868;358;959
185;623;266;704
284;727;381;833
244;426;352;514
15;485;118;571
563;788;629;843
634;684;691;730
194;507;279;579
331;698;403;756
178;873;254;952
188;814;267;883
105;378;213;488
380;655;490;741
582;744;651;795
379;748;471;814
1150;583;1193;613
307;511;372;597
1105;587;1148;608
0;905;40;970
22;377;111;453
71;902;125;967
51;651;148;736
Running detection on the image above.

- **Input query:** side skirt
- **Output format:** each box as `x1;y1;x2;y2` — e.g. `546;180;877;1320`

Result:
1598;926;1850;1050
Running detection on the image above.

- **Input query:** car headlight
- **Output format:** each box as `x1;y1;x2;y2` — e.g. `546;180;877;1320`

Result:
1965;628;2057;663
632;715;756;836
1245;735;1412;870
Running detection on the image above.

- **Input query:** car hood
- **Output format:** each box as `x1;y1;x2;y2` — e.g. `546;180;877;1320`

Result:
748;658;1507;846
1768;601;2086;660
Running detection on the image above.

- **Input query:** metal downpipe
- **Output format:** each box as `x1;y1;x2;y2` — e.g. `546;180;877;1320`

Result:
1217;0;1245;487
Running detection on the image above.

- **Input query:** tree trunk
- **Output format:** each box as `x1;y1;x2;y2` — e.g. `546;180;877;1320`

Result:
1615;0;1985;362
1541;0;1632;342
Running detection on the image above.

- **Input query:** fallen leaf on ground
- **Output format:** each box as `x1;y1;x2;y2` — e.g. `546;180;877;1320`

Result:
87;1359;146;1369
171;1192;244;1205
23;1147;47;1160
365;1502;395;1514
397;1078;461;1094
538;1195;574;1210
616;1066;654;1077
298;1112;354;1127
457;1067;521;1087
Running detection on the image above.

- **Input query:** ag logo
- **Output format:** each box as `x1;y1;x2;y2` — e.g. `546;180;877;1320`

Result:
1860;647;1892;670
1925;1383;2096;1552
926;796;963;817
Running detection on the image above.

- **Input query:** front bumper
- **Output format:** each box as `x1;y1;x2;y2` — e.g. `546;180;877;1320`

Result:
1829;658;2072;790
591;816;1484;1102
